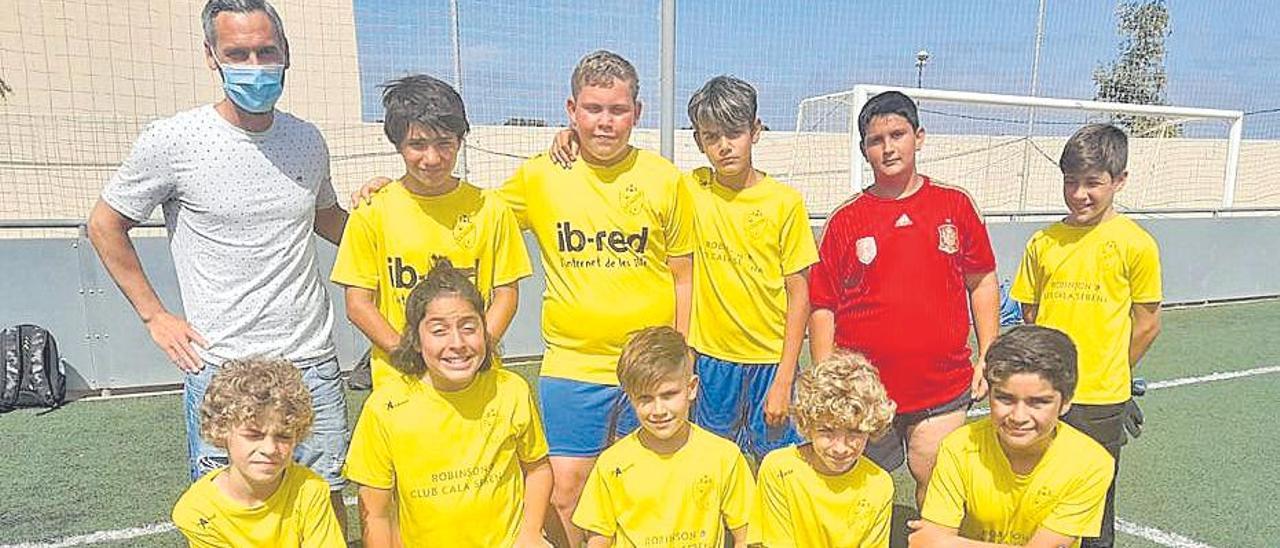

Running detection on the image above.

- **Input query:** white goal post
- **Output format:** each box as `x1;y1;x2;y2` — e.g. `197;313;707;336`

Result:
794;85;1245;211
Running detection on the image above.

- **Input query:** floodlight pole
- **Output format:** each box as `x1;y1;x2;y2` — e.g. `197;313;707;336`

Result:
450;0;468;177
660;0;676;161
915;50;930;88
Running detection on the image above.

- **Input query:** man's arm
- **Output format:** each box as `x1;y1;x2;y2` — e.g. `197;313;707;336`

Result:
965;270;1000;400
1129;302;1162;368
729;526;748;547
908;520;1075;548
764;271;810;426
515;457;553;548
313;204;349;246
357;485;402;548
485;283;520;341
87;199;207;372
344;286;401;354
669;254;693;336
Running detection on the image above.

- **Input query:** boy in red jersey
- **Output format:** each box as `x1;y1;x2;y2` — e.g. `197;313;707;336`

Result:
808;90;1000;508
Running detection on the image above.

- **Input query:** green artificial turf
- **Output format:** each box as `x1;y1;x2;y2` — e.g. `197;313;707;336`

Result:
0;300;1275;546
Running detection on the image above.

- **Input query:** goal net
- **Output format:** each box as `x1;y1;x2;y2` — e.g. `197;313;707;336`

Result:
786;85;1245;217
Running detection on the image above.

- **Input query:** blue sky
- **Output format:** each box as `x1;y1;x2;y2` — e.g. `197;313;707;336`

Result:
353;1;1278;137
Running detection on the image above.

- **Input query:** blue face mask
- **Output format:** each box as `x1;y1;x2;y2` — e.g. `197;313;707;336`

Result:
218;62;285;114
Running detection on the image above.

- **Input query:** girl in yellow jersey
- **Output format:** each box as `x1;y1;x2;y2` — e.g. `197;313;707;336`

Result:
344;260;553;547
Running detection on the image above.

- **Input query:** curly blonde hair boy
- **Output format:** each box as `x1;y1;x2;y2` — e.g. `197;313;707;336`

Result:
199;357;315;447
792;351;896;437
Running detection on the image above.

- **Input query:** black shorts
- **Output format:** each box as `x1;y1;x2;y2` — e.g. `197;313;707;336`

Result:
1062;401;1129;456
864;389;972;472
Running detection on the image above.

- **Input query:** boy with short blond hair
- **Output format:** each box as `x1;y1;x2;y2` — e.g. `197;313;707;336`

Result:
752;351;896;547
502;50;696;545
548;75;818;460
173;358;344;547
909;326;1114;548
1010;123;1162;547
332;73;531;389
574;326;755;548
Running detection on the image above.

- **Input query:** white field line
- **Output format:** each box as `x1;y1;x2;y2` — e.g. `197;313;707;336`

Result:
1146;365;1280;390
8;366;1278;548
1;523;176;548
1117;518;1216;548
76;389;183;402
967;364;1280;418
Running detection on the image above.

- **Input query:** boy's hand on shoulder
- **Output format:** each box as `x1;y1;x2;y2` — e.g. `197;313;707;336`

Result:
548;129;579;169
351;176;394;209
763;377;793;426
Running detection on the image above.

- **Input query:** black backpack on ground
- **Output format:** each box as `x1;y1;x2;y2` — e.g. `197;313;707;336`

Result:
1;324;68;412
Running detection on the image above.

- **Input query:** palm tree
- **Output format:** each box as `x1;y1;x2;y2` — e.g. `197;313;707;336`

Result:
0;76;12;100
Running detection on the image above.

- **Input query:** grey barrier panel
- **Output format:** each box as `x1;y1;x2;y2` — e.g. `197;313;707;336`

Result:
1139;217;1280;303
2;216;1278;390
80;234;190;390
0;237;97;391
809;215;1280;306
991;216;1280;304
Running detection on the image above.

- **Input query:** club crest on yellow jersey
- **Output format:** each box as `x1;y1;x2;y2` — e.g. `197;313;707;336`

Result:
1031;485;1055;508
745;208;768;239
452;213;477;248
620;183;644;215
847;496;873;523
1099;240;1122;271
692;474;715;508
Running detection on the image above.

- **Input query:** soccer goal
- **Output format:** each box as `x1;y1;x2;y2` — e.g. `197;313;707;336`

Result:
786;85;1245;217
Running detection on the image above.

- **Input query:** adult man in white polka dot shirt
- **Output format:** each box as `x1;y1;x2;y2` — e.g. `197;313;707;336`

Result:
86;0;350;531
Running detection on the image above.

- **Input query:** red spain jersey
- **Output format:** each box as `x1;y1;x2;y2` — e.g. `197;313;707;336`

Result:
810;177;995;413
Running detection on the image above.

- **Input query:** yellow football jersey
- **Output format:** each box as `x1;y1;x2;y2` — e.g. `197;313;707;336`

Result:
172;463;344;548
685;168;818;363
498;150;693;385
1011;215;1162;404
921;419;1114;546
750;445;892;547
331;180;531;388
573;424;755;547
344;369;548;546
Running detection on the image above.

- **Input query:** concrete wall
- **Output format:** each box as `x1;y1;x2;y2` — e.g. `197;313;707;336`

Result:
1;215;1276;392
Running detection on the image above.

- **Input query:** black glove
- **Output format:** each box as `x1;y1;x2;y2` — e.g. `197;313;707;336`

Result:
1123;399;1144;439
1131;377;1148;397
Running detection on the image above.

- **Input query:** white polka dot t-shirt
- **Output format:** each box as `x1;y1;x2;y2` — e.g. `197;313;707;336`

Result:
102;105;338;366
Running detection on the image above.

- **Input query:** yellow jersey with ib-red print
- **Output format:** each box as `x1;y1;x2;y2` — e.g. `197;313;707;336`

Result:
498;149;694;385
